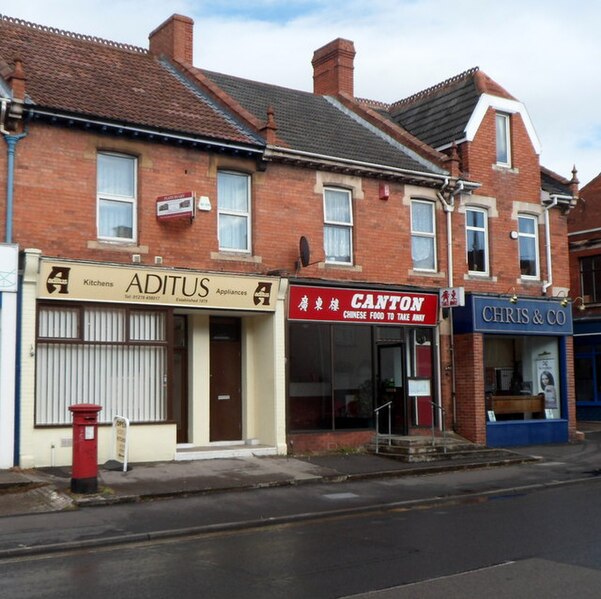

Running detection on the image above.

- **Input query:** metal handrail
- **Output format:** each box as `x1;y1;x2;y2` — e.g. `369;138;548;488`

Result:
430;401;447;452
374;401;393;454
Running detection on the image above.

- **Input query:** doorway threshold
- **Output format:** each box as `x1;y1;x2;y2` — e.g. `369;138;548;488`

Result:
175;443;278;461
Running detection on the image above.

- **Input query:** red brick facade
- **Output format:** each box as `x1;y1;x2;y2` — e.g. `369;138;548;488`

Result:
0;13;578;464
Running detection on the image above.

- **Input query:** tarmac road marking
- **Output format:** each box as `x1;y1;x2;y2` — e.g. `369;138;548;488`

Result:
322;492;360;500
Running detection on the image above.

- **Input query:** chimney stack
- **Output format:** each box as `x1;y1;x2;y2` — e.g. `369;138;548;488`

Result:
149;14;194;64
312;38;356;96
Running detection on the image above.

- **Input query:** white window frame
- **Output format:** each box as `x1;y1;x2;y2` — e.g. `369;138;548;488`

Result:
466;207;489;275
217;171;251;253
495;112;511;167
411;199;437;272
97;152;137;243
323;187;353;265
518;214;540;279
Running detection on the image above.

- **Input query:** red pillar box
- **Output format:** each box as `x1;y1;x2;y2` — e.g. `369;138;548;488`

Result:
69;404;102;494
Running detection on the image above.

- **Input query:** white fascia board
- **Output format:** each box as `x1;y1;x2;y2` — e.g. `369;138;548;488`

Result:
464;93;541;156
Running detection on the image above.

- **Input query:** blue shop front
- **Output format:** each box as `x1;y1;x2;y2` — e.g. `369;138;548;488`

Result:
573;318;601;421
454;294;572;447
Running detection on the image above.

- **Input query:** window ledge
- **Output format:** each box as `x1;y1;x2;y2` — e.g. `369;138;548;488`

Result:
211;251;262;264
492;163;519;174
88;240;148;253
408;269;445;278
519;277;541;286
464;273;498;282
318;262;363;272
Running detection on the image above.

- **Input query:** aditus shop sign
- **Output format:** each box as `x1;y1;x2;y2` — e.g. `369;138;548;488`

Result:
289;285;438;326
38;259;279;311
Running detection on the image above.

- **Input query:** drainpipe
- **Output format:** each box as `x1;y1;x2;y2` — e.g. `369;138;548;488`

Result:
542;196;558;295
3;132;26;243
436;180;464;430
437;180;464;287
2;95;27;468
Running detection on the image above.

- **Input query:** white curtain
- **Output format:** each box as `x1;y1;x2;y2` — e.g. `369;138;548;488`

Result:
324;190;351;262
218;172;249;250
411;202;434;269
97;153;135;239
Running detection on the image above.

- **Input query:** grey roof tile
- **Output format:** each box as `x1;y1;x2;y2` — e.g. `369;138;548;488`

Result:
389;70;480;149
202;69;444;174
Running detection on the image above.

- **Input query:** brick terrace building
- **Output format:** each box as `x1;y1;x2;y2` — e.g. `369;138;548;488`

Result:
375;69;579;446
0;13;578;467
568;172;601;420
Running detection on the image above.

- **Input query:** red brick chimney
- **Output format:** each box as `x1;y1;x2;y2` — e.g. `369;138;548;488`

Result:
312;38;356;96
7;58;26;101
149;14;194;64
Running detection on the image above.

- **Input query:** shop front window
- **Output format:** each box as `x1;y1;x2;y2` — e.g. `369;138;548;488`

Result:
288;323;372;431
574;341;601;405
484;335;561;420
36;303;167;425
574;355;594;403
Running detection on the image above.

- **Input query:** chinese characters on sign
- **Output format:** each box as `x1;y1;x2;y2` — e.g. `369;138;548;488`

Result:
288;285;438;326
439;287;465;309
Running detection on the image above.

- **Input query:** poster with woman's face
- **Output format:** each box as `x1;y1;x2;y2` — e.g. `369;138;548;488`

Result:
536;358;558;409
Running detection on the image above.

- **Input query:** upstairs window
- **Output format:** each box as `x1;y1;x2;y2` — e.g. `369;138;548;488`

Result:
466;207;489;274
495;112;511;166
97;153;137;242
580;255;601;304
411;200;436;271
324;188;353;264
518;214;539;278
218;171;251;252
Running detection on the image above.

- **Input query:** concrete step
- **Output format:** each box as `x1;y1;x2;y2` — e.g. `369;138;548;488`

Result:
366;435;515;463
0;470;46;493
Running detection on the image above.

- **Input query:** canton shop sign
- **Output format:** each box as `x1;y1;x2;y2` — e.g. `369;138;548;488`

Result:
156;191;195;220
471;296;572;335
289;285;438;326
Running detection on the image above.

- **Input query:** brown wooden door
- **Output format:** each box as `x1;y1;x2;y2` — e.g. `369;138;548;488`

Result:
210;317;242;441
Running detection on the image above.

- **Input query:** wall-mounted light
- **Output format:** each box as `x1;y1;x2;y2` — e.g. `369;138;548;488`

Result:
572;296;586;311
554;290;569;307
505;287;518;304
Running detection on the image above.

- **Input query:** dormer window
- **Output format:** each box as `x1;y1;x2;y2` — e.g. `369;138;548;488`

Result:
495;113;511;166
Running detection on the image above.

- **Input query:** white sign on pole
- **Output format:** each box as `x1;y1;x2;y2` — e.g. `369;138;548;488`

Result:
439;287;465;309
113;416;130;472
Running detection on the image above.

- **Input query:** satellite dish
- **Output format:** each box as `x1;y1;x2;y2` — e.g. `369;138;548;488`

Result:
299;236;311;268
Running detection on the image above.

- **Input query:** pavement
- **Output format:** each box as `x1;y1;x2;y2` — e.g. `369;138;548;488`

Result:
2;424;601;558
0;443;537;515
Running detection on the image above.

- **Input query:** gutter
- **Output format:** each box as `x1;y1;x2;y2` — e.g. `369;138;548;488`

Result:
30;108;264;156
265;146;482;187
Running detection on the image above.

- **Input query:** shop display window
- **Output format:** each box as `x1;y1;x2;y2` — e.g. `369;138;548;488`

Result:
484;335;561;421
288;323;372;431
288;323;435;432
574;342;601;404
